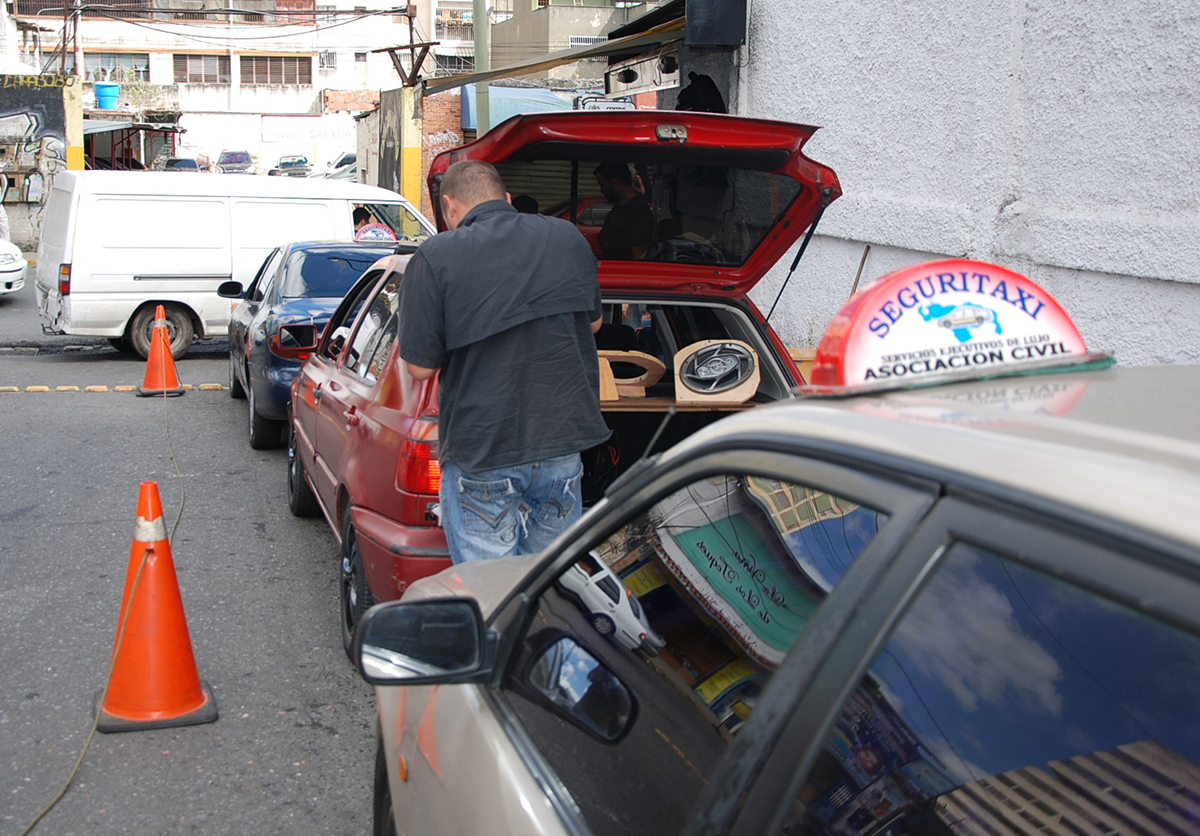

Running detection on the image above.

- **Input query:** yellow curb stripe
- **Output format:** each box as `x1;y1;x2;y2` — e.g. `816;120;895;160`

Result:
0;386;19;393
86;386;109;392
26;385;50;392
198;383;224;391
0;384;226;392
56;385;80;392
114;386;137;392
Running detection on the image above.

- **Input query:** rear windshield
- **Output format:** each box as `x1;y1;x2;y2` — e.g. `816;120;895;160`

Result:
220;152;250;164
281;248;393;298
492;146;803;267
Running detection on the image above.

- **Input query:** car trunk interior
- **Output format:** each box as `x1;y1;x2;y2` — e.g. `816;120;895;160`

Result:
580;298;794;504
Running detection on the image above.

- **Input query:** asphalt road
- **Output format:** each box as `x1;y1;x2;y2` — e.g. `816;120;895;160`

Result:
0;281;378;834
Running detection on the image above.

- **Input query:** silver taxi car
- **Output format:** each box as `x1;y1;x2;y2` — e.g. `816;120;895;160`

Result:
354;259;1200;836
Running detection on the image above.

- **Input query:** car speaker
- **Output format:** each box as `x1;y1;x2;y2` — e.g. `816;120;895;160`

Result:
674;340;759;405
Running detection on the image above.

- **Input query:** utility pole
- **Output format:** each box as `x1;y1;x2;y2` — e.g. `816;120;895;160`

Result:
71;0;84;78
471;0;489;134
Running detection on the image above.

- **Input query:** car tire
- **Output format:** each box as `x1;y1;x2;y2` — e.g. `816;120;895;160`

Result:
341;521;375;659
592;613;615;636
287;422;319;518
372;734;399;836
248;384;283;450
228;353;246;399
129;304;193;360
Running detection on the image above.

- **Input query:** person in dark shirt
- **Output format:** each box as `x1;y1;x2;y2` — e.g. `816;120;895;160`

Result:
593;161;654;260
398;160;611;563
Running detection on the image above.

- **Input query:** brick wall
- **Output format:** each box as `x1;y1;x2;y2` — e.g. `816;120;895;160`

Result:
323;89;380;113
419;90;462;219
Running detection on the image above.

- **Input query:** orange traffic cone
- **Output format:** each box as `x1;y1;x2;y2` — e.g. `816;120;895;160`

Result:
136;305;185;397
95;481;217;733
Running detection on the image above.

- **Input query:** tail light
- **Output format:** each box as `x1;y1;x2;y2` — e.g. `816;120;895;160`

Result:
398;423;440;494
268;323;319;360
58;264;71;295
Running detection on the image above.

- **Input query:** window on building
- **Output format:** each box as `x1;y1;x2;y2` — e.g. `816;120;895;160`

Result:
319;51;337;70
569;35;606;48
68;52;149;81
433;54;474;77
173;54;231;84
240;56;313;85
354;52;368;63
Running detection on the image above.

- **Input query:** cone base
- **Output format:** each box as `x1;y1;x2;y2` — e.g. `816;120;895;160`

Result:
135;386;186;398
94;681;218;734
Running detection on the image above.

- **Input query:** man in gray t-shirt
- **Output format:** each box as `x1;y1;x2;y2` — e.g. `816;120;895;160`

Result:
398;160;611;563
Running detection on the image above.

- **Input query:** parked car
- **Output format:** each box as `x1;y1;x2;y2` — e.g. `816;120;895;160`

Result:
158;157;201;172
323;151;356;178
328;163;358;182
276;155;312;177
216;150;255;174
354;259;1200;836
557;551;664;655
220;240;402;449
0;240;28;294
288;110;842;655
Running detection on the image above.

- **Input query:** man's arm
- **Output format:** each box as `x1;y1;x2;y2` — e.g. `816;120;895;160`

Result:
591;316;602;334
407;362;438;380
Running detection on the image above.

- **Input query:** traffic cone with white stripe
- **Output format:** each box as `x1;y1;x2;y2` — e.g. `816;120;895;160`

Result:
95;481;217;732
136;305;185;397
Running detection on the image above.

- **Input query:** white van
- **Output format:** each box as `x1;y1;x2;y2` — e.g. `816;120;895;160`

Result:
35;171;433;358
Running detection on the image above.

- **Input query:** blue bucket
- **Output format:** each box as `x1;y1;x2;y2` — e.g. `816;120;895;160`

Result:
94;82;120;109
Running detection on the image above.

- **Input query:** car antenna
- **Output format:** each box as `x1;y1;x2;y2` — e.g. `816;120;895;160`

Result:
848;244;872;298
765;186;834;324
643;405;676;458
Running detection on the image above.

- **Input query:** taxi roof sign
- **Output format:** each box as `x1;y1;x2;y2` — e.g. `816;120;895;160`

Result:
805;259;1108;392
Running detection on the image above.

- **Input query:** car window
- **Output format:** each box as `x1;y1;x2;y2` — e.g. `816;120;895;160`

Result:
779;541;1200;836
501;472;888;836
319;269;385;361
247;249;283;303
280;248;390;298
344;273;401;381
496;156;802;266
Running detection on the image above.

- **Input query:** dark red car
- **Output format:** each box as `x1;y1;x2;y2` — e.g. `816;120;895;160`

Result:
289;110;840;654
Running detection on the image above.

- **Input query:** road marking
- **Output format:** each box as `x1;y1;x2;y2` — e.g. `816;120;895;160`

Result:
0;384;228;393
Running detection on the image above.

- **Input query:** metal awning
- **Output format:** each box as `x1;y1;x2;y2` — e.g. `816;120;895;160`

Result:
423;16;685;96
84;119;135;135
83;119;184;135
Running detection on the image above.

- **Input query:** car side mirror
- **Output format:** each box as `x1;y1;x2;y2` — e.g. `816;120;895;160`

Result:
269;323;319;359
355;599;489;685
217;280;244;299
519;631;636;744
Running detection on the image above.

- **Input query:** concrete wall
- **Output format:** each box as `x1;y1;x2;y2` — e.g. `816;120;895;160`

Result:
742;0;1200;365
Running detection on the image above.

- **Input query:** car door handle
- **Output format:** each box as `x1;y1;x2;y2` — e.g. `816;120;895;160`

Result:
312;384;323;400
343;407;360;427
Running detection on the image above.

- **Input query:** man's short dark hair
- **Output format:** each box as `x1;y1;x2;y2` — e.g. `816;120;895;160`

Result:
441;160;507;207
593;161;633;185
353;207;370;225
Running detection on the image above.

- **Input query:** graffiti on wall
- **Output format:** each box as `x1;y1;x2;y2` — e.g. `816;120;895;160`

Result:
0;74;74;205
378;87;403;196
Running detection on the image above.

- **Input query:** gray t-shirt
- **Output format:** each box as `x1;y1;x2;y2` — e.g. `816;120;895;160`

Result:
398;200;611;473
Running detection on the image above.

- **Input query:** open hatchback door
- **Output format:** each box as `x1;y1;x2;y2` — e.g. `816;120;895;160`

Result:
427;111;841;298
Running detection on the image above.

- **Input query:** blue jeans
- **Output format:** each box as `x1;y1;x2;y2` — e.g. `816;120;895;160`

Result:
439;453;584;564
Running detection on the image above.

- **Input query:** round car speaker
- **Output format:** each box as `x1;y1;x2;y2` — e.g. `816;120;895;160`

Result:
679;342;757;394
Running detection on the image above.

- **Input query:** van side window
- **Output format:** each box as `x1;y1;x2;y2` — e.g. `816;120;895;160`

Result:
781;542;1200;836
503;473;887;836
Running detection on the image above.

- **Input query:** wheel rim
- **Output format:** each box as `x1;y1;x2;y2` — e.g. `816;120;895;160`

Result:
248;385;256;437
594;614;613;635
229;353;237;389
288;429;299;491
342;555;359;631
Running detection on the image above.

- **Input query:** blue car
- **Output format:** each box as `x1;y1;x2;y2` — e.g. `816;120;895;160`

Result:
220;241;399;449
